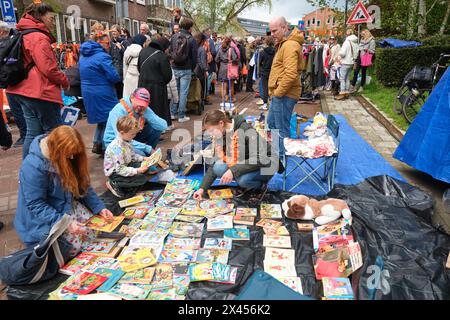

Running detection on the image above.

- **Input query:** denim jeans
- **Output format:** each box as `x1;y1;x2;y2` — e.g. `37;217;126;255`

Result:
340;64;353;93
173;69;192;118
213;161;271;189
6;93;27;140
11;94;62;159
259;77;264;95
267;96;297;157
207;72;214;96
134;122;163;156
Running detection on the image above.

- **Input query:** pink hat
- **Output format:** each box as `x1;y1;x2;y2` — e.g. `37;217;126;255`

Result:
132;88;150;106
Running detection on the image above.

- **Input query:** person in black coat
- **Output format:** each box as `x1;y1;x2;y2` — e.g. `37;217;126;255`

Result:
138;37;173;128
259;36;276;110
110;25;126;99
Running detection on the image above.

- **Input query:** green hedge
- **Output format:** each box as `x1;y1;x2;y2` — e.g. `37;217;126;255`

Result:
375;45;450;87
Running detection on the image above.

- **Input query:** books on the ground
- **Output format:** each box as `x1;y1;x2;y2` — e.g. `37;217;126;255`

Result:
158;249;198;263
313;219;354;253
173;274;190;296
313;242;363;280
85;215;124;233
119;267;155;285
322;277;354;300
207;215;234;231
276;277;304;295
82;257;121;273
164;237;202;250
263;235;292;248
59;252;97;276
156;193;191;208
208;266;238;285
265;247;296;265
233;215;255;226
94;268;125;292
76;293;122;300
236;208;257;217
62;272;108;295
224;227;250;241
203;238;233;250
129;230;166;247
147;288;177;300
263;261;297;278
152;263;173;289
81;238;117;255
170;222;204;238
188;263;231;282
175;215;205;223
260;204;283;219
195;249;229;264
122;206;152;220
277;226;290;236
119;195;146;208
172;263;190;275
137;190;163;204
256;219;283;231
108;283;152;300
120;242;164;262
151;207;181;220
208;189;234;200
297;223;314;232
117;248;157;272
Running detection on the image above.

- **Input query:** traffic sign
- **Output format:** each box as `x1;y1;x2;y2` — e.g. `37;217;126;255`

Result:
0;0;17;28
347;0;372;25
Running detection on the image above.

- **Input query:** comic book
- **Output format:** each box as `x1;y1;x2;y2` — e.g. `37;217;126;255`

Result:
169;222;204;238
119;244;163;262
156;193;191;208
164;237;202;250
62;272;108;295
208;189;234;200
147;288;177;300
256;219;283;231
235;208;258;217
94;268;125;292
233;215;255;226
151;207;182;220
203;238;233;250
119;267;155;285
260;204;283;219
81;238;117;255
108;283;152;300
224;227;250;241
195;249;230;264
84;215;124;233
263;235;292;248
322;277;354;300
117;248;157;272
59;252;98;276
312;219;354;253
119;195;146;208
188;263;214;282
152;263;173;289
181;200;208;217
207;215;234;232
129;230;167;247
173;274;190;296
158;249;198;263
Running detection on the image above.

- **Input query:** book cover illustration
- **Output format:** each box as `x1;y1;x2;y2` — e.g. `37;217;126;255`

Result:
208;266;238;285
164;237;202;250
195;249;230;264
265;247;296;265
188;263;214;282
122;206;151;220
203;238;233;250
313;219;354;253
94;268;125;292
263;261;297;278
297;223;314;232
119;267;155;285
62;272;108;295
207;215;234;231
208;189;234;200
152;263;173;289
127;218;159;232
260;204;283;219
151;207;182;220
119;195;146;208
141;148;162;168
235;208;257;217
156;193;191;208
322;277;354;300
82;257;121;273
173;274;190;296
170;222;204;238
120;243;163;262
172;263;190;275
147;288;177;300
117;248;157;273
158;249;198;263
108;283;152;300
211;263;232;282
233;215;255;226
60;252;97;276
85;215;124;233
263;235;292;248
129;230;167;247
277;226;290;236
48;282;79;300
81;238;117;255
256;219;283;231
224;227;250;241
137;189;163;204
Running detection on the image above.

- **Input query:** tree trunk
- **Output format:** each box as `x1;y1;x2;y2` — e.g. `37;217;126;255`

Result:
407;0;418;38
440;2;450;35
417;0;426;38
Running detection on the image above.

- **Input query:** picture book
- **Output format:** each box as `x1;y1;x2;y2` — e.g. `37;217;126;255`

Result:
120;243;163;262
94;268;125;292
256;219;283;231
207;215;234;231
277;226;290;236
76;293;122;300
85;215;124;233
119;195;146;208
235;208;257;217
152;207;182;220
119;267;155;285
195;249;230;264
81;238;117;255
203;238;233;250
276;277;303;295
313;220;354;253
170;222;204;238
129;230;167;247
82;257;121;273
173;274;190;296
313;242;363;280
147;288;177;300
208;188;234;200
122;206;151;220
164;237;202;250
62;272;108;295
175;215;205;223
158;249;198;263
260;204;283;219
127;218;158;232
59;252;97;276
208;266;238;285
137;190;163;204
141;148;162;168
48;283;79;301
263;227;278;236
224;227;250;241
263;235;292;248
172;263;190;275
297;223;314;232
233;215;255;226
265;247;296;265
156;193;191;208
322;277;354;300
211;263;232;282
188;263;214;282
263;261;297;278
199;200;234;212
108;283;152;300
117;248;157;272
152;263;173;289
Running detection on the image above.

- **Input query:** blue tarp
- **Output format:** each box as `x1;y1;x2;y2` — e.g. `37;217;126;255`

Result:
172;115;405;196
394;67;450;184
378;38;422;49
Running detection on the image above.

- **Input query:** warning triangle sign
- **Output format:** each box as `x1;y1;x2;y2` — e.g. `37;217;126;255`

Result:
347;1;372;25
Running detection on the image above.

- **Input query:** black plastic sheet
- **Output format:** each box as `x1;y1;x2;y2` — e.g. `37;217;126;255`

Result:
6;176;450;300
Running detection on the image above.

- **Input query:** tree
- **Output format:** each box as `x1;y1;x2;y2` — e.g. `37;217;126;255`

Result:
440;1;450;35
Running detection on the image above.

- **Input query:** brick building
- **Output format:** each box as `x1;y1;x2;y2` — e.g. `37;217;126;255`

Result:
302;7;338;38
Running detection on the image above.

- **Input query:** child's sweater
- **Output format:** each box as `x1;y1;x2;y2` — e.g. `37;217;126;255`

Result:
104;136;144;177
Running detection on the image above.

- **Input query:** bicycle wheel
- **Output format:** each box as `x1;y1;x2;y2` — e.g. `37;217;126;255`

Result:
402;92;426;124
393;84;409;115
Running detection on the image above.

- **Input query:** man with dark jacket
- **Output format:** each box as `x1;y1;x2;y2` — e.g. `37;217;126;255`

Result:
169;18;198;123
110;25;126;99
259;36;276;110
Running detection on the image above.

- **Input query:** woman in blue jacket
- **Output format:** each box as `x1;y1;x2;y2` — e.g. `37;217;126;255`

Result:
15;126;114;257
80;32;121;155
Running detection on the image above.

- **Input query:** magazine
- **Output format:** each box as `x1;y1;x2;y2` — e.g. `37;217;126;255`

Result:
235;208;257;217
119;195;146;208
263;235;292;248
117;248;157;272
94;268;125;292
108;283;152;300
207;215;234;231
203;238;233;250
322;277;354;300
260;204;283;219
62;272;108;295
59;252;97;276
224;227;250;241
195;249;229;264
84;216;124;233
208;189;234;200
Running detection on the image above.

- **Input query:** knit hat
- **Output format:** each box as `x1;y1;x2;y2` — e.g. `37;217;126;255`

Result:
132;34;147;47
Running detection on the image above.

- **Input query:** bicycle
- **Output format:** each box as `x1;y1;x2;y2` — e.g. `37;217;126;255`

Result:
393;53;450;124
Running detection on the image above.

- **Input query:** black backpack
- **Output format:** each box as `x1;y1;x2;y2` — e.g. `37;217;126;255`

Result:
171;32;191;66
0;29;44;89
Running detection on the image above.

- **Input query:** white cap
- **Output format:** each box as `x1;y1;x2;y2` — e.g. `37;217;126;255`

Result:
247;36;256;44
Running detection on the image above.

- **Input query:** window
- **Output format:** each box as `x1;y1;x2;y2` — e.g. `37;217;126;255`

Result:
312;18;315;25
63;15;76;43
133;20;140;36
76;18;88;43
55;14;62;43
136;0;146;4
307;20;310;27
317;20;320;27
123;18;131;34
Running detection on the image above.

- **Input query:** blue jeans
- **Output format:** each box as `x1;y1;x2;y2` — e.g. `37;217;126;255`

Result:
213;161;271;189
340;64;353;93
259;77;264;95
267;96;297;157
134;122;163;156
6;93;27;140
207;72;214;95
173;69;192;118
11;94;62;159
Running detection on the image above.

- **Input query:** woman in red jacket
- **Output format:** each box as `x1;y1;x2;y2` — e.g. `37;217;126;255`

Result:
6;3;69;159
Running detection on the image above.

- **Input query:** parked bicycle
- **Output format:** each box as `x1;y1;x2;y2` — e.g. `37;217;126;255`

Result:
393;53;450;124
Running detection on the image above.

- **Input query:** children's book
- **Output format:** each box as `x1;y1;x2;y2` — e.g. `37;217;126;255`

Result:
128;218;158;232
276;277;304;295
312;220;354;253
211;263;232;282
94;268;125;292
84;215;124;233
122;206;151;220
277;226;290;236
173;274;190;296
81;238;117;255
188;263;214;282
195;249;229;264
263;235;292;248
203;238;233;250
48;282;79;300
62;272;108;295
158;249;198;263
170;222;204;238
141;148;162;168
117;248;157;273
265;247;296;265
108;283;152;300
233;215;255;226
120;243;164;262
129;230;167;247
256;219;283;231
156;193;191;208
199;200;234;211
208;189;234;200
164;237;202;250
147;288;177;300
175;215;205;223
153;207;182;220
236;208;257;217
322;277;354;300
224;227;250;241
82;257;121;273
263;261;297;278
59;252;97;276
172;263;190;275
260;204;283;219
119;267;155;285
208;266;238;285
297;223;314;232
76;293;122;300
119;195;146;208
137;190;163;205
152;263;173;289
207;215;234;231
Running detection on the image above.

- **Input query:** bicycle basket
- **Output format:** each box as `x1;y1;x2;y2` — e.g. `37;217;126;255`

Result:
404;66;433;85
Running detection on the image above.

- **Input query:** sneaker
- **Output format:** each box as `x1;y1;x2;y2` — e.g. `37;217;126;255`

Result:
13;137;25;148
259;104;268;111
106;180;125;198
178;117;190;123
256;99;264;105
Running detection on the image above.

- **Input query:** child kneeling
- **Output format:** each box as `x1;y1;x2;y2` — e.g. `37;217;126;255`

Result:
104;116;153;198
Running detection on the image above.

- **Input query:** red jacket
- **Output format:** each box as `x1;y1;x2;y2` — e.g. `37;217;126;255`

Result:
6;14;69;105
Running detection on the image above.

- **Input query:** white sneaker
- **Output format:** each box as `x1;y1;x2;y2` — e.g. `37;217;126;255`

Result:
178;117;190;123
259;104;268;111
256;99;264;106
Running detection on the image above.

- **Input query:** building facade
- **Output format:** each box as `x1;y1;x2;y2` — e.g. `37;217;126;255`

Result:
237;17;269;37
302;7;337;38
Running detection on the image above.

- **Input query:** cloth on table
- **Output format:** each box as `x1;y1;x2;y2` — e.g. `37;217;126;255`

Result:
284;135;337;159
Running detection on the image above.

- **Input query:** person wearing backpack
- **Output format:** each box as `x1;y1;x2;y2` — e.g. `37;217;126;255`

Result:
5;3;69;159
336;29;358;100
169;18;198;123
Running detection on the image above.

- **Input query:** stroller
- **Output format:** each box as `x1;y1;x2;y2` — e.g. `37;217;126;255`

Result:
186;75;204;116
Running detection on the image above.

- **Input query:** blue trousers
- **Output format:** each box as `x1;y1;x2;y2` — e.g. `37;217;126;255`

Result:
172;69;192;118
6;93;27;140
267;96;297;157
213;161;271;189
134;122;163;156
